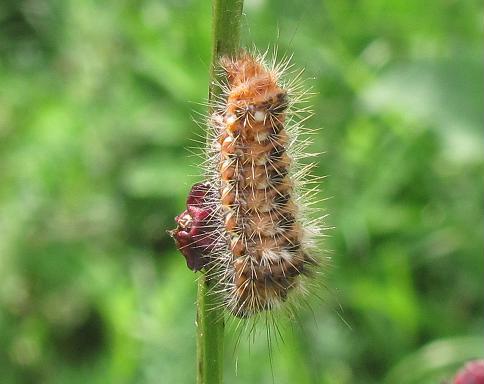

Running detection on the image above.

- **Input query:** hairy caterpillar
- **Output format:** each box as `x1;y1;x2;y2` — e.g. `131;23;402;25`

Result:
171;50;324;320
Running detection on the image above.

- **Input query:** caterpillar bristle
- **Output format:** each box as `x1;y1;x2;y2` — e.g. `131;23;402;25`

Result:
204;50;325;319
171;48;326;324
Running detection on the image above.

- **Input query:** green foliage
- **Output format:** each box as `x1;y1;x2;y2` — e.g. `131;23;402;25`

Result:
0;0;482;383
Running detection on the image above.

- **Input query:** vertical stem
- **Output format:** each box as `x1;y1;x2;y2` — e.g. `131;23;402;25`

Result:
196;276;225;384
197;1;244;384
210;0;245;93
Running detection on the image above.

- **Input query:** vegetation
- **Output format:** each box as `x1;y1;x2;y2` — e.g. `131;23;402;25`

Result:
0;0;482;383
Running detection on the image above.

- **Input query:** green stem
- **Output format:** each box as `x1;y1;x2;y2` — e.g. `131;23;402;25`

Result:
196;275;224;384
210;0;245;91
197;1;244;384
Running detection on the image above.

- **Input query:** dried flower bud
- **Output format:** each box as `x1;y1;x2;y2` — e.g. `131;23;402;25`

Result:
169;182;217;271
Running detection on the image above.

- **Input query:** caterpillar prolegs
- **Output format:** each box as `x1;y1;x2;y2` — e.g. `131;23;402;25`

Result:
170;51;325;319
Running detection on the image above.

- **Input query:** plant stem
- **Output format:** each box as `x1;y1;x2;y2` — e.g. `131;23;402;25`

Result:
196;1;244;384
196;275;224;384
210;0;245;92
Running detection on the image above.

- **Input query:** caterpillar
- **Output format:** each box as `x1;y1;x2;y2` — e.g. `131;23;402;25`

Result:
170;50;324;319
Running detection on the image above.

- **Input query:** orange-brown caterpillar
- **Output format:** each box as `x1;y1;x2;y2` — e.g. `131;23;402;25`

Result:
172;50;324;319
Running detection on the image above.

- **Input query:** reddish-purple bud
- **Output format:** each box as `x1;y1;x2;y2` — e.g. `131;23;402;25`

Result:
454;360;484;384
169;182;218;271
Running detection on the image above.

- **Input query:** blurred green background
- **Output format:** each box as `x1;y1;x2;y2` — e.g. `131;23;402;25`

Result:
0;0;482;383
